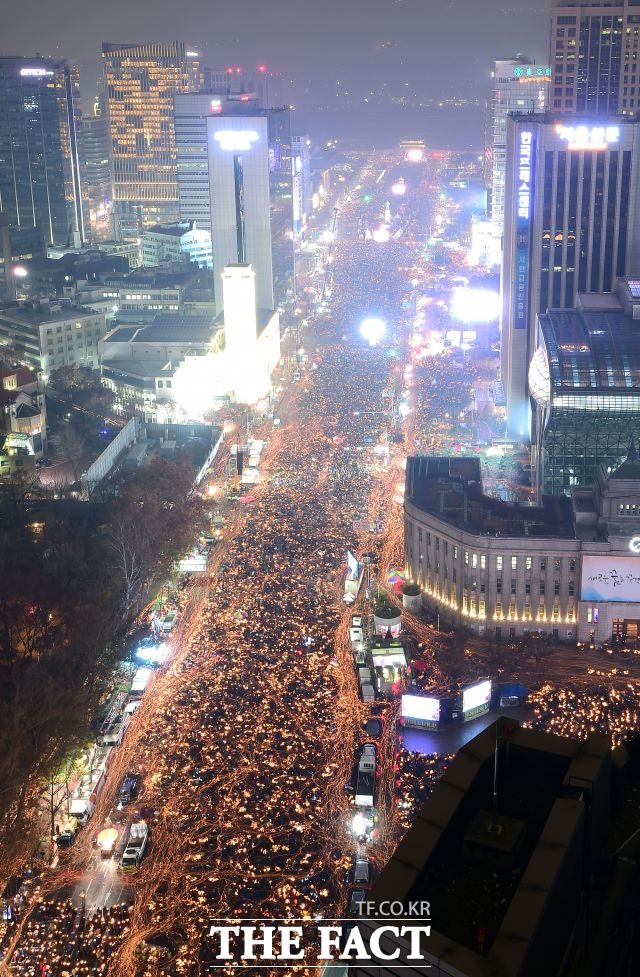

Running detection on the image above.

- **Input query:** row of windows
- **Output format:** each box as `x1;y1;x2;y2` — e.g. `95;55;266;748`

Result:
618;503;640;515
413;527;577;573
45;321;101;334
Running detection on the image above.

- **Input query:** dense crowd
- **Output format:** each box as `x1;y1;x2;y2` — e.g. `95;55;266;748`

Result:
525;682;640;748
393;749;453;830
1;156;495;975
5;899;131;976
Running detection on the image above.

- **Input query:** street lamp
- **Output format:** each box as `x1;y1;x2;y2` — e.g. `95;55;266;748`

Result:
79;889;86;917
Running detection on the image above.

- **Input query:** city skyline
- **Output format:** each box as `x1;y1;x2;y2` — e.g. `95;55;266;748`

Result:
0;0;550;145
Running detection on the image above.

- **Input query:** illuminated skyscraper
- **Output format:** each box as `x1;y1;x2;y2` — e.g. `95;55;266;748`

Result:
101;42;201;236
501;114;640;436
292;134;312;235
186;105;295;312
208;115;273;311
0;56;86;246
83;94;112;241
550;0;640;115
484;58;550;230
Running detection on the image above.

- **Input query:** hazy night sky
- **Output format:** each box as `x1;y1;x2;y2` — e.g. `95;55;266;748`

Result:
1;0;551;147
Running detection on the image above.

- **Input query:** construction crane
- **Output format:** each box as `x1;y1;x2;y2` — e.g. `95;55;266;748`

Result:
322;206;339;301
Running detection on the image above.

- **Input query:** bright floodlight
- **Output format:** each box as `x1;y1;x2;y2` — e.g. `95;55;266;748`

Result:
406;147;423;162
450;287;500;323
172;354;224;420
360;317;386;346
391;179;407;196
372;224;390;243
13;266;27;278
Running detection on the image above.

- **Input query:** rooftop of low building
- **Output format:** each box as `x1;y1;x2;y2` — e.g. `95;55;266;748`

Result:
405;456;574;539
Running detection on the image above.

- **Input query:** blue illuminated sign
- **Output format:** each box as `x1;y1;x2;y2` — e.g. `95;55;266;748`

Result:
515;130;535;330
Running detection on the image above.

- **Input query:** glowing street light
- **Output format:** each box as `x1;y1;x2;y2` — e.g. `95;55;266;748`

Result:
360;317;386;346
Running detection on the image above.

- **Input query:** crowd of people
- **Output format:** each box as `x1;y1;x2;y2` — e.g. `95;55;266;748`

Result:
4;899;131;976
0;154;515;975
525;682;640;748
393;749;453;830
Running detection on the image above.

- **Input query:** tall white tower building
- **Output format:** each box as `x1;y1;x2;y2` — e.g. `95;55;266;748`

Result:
485;58;550;231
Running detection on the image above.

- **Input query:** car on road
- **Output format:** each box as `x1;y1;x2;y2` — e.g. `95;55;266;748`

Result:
56;818;79;848
348;887;367;917
118;772;141;806
364;718;383;739
353;857;371;884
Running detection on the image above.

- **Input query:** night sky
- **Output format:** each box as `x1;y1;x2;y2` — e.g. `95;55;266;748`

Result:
1;0;550;147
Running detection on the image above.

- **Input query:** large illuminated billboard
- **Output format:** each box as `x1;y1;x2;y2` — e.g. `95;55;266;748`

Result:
581;555;640;602
401;694;440;726
462;680;491;716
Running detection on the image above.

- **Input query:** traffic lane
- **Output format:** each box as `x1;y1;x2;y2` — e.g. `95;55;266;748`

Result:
70;846;129;910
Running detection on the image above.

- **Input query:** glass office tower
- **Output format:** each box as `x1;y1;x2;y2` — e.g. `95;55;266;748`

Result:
0;56;86;246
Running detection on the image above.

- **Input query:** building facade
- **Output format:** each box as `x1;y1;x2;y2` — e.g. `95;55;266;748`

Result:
292;134;312;235
175;98;295;311
207;115;274;311
102;42;201;235
0;56;86;246
530;281;640;494
82;94;112;241
484;58;550;230
404;454;640;644
550;0;640;115
0;300;106;371
141;220;212;269
0;218;46;302
501;114;640;435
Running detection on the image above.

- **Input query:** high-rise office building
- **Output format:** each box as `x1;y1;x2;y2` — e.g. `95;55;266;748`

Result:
174;91;263;234
484;58;550;229
82;94;112;241
267;107;295;306
501;114;640;435
0;56;86;247
207;115;273;311
176;98;295;312
550;0;640;115
102;42;201;236
292;134;312;235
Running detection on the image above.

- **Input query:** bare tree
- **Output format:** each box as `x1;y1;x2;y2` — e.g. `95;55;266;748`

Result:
57;424;87;482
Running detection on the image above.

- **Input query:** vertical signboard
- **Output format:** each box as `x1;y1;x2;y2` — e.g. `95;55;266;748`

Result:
515;129;535;330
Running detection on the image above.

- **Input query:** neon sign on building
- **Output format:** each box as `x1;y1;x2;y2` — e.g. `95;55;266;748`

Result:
515;130;534;330
556;124;620;150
